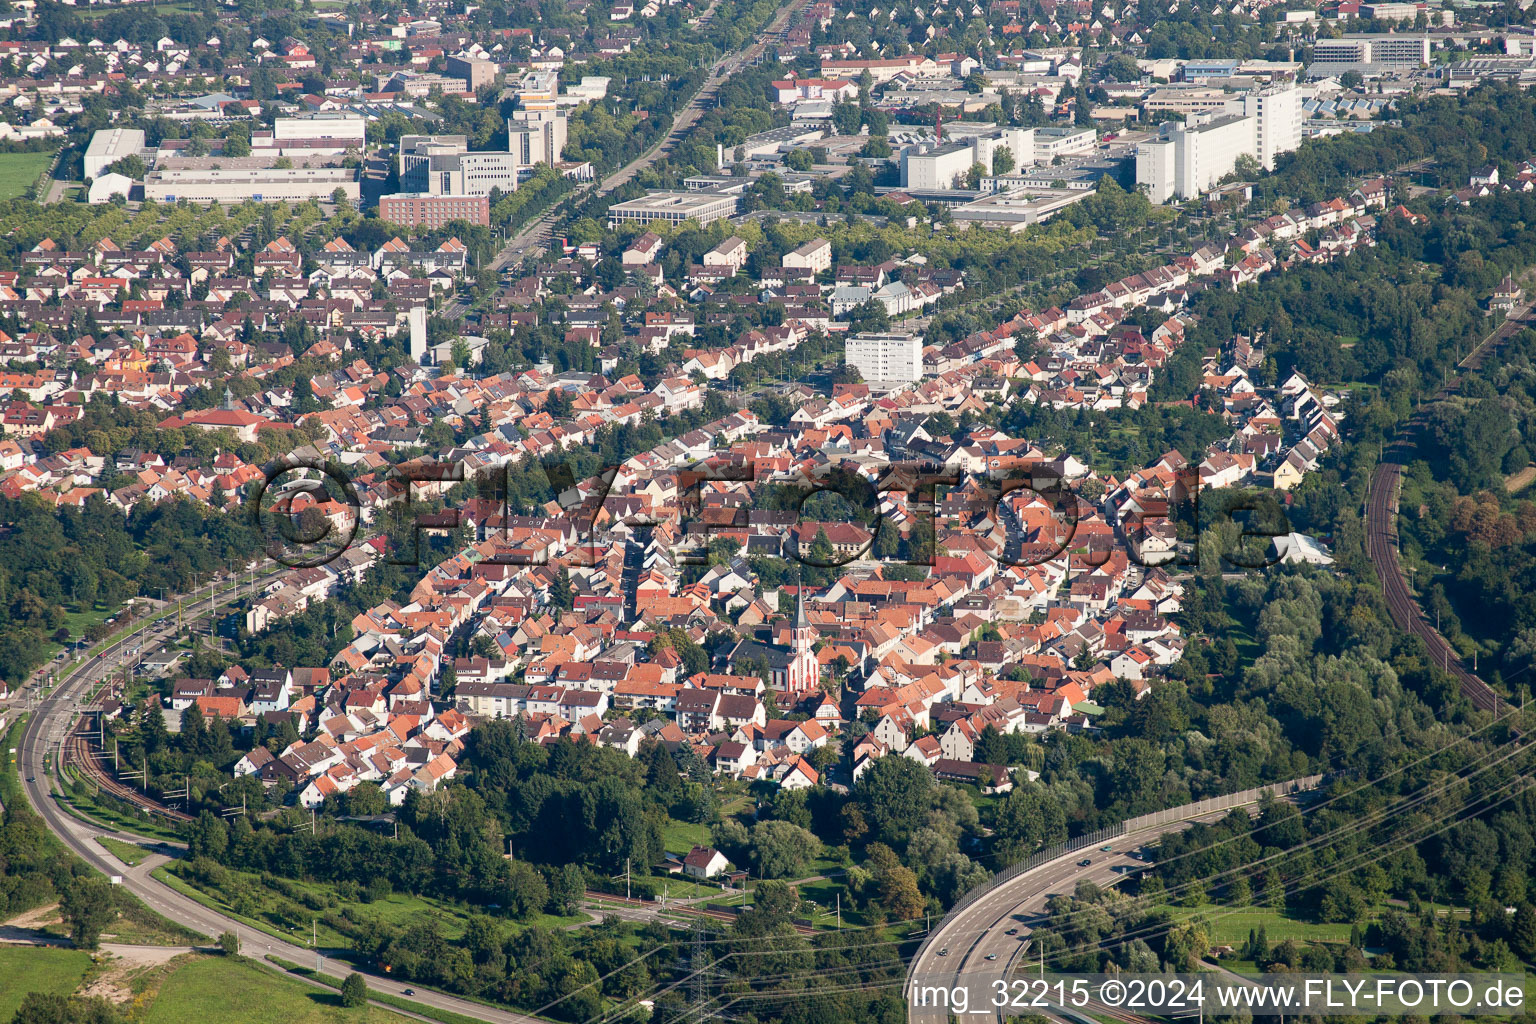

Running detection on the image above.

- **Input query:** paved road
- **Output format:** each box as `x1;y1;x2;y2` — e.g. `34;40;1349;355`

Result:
16;582;552;1024
441;0;801;322
905;783;1316;1024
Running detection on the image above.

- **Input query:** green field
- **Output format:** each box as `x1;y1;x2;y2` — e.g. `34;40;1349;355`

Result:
74;0;202;14
265;959;492;1024
0;947;93;1021
1157;904;1359;946
160;863;581;950
98;835;151;866
143;956;415;1024
658;817;711;854
0;151;52;200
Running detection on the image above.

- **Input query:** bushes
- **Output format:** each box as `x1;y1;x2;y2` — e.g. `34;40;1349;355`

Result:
340;972;368;1008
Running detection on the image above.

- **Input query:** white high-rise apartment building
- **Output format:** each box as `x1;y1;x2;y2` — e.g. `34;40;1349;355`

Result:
846;332;924;384
1241;84;1301;171
1136;82;1301;202
1136;113;1254;204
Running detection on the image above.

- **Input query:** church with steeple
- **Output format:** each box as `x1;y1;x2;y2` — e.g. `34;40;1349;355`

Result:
784;581;819;695
718;579;821;697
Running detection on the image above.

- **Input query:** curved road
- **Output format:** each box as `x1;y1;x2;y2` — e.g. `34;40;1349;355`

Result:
906;781;1317;1024
1362;298;1532;718
16;578;551;1024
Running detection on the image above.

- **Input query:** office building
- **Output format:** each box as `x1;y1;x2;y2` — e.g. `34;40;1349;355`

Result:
399;135;469;187
1142;86;1233;117
451;152;524;195
902;139;990;190
1135;113;1254;204
1136;82;1301;201
900;126;1097;189
846;332;924;384
84;128;146;180
1311;34;1430;66
376;71;469;97
445;53;498;92
273;113;366;145
1180;60;1240;82
401;135;528;196
949;187;1093;228
1241;83;1301;171
380;192;490;227
144;165;359;203
1360;2;1419;19
508;111;567;167
1136;138;1178;205
607;190;739;227
516;70;560;112
1028;126;1099;162
564;77;612;103
253;114;367;157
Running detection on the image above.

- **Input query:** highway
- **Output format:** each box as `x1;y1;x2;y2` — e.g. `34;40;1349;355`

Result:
905;780;1318;1024
441;0;802;322
908;294;1531;1024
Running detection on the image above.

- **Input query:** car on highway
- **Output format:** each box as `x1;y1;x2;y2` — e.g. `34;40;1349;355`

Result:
937;948;949;956
403;989;415;996
1101;845;1114;852
1005;928;1018;935
26;777;35;783
985;953;998;961
1078;858;1092;866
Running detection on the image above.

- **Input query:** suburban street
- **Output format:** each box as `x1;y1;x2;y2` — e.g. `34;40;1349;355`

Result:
440;0;801;322
14;577;556;1024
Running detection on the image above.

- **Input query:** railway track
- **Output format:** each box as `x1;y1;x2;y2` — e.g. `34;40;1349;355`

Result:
64;718;192;823
1366;464;1503;714
586;890;818;934
1363;303;1534;717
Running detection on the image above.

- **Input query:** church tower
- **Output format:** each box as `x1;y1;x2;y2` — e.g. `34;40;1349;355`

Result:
788;575;819;695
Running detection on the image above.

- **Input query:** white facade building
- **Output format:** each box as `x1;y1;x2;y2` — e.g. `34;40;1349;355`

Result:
1136;84;1299;202
272;113;366;145
901;140;981;190
143;165;359;203
846;332;924;383
87;173;133;204
508;111;567;167
782;237;832;274
441;151;524;195
1241;84;1301;171
900;126;1097;189
84;128;146;180
1311;34;1430;66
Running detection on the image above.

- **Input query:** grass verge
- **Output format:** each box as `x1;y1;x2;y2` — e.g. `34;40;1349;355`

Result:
0;946;92;1021
97;835;151;866
142;954;415;1024
265;957;494;1024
